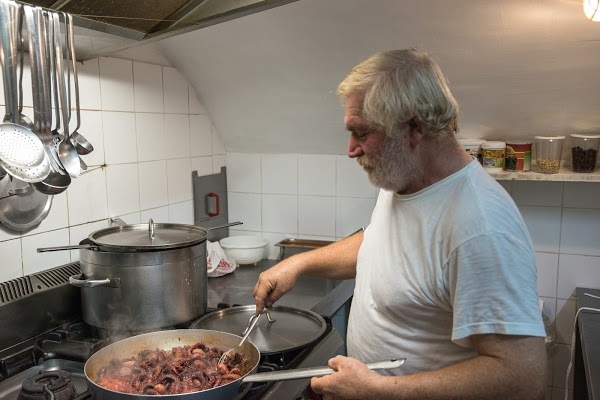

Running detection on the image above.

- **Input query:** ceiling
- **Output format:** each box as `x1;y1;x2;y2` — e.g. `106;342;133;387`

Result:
20;0;298;59
152;0;600;155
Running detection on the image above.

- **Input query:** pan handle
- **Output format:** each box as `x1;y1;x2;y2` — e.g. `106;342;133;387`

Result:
37;244;97;252
241;359;405;383
69;274;120;288
204;221;243;230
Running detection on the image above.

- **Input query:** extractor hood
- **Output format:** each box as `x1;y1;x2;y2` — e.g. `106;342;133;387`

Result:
20;0;298;60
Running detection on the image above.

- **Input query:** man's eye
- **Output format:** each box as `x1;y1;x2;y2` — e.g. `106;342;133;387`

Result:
354;130;369;138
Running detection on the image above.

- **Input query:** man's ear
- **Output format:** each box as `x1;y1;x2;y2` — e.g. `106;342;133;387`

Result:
408;113;426;147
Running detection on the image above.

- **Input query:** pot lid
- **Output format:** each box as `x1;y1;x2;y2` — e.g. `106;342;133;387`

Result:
190;305;327;354
88;220;207;250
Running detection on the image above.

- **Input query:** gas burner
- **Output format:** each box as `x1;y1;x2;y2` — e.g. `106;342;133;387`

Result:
18;371;76;400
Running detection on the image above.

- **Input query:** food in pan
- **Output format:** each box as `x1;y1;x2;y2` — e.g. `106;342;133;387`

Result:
96;342;248;394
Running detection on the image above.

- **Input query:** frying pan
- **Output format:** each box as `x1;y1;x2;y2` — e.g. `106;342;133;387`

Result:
85;329;260;400
85;329;405;400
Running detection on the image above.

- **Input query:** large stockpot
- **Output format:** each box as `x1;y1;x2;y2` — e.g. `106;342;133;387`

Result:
38;220;241;332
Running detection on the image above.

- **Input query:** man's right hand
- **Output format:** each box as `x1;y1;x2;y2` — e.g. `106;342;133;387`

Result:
252;256;303;315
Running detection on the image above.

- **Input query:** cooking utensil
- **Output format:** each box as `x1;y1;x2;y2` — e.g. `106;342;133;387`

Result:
65;13;93;155
16;4;32;130
242;359;405;382
219;308;274;364
0;175;52;231
36;221;243;331
0;183;31;200
191;305;327;354
52;12;80;178
85;329;260;400
84;329;405;400
0;0;49;183
26;6;70;194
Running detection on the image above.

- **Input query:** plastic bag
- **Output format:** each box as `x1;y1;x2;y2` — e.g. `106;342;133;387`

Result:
206;240;237;278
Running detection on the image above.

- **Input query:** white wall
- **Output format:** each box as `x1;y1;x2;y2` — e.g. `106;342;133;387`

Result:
225;154;600;399
0;57;225;280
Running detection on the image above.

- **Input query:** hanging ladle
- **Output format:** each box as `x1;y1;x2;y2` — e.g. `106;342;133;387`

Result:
65;13;92;155
52;12;80;178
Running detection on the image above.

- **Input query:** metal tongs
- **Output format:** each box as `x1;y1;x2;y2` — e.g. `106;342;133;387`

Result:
218;308;276;364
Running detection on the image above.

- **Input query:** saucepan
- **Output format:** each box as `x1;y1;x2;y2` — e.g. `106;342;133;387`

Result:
84;329;404;400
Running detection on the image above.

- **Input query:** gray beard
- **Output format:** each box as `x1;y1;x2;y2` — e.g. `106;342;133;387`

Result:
358;134;423;193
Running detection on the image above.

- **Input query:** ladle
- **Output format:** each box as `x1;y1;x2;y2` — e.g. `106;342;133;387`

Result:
65;13;93;155
52;12;80;178
27;7;70;194
0;0;49;183
16;4;33;130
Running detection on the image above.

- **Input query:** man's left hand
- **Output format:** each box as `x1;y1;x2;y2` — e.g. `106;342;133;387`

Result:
310;356;380;400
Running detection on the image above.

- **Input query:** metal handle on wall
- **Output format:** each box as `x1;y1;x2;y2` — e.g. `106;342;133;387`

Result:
207;192;219;217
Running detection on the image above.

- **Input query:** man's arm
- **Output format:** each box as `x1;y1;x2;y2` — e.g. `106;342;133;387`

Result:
253;231;363;312
311;334;546;400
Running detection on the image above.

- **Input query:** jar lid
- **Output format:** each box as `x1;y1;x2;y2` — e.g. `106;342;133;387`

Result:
534;135;565;140
481;141;505;148
570;133;600;139
506;140;532;145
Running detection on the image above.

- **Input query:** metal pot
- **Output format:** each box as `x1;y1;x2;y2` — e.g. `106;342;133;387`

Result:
84;329;405;400
84;329;260;400
37;220;242;332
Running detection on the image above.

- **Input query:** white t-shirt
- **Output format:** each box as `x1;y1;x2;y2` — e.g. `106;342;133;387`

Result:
346;160;545;375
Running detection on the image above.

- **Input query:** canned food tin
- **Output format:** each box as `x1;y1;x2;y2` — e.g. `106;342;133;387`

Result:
481;141;506;171
505;141;532;171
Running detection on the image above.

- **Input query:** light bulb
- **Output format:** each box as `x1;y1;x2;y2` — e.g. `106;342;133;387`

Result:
583;0;600;21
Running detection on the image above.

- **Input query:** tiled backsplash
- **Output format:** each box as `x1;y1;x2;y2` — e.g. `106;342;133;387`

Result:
1;54;598;398
226;153;600;397
0;57;225;280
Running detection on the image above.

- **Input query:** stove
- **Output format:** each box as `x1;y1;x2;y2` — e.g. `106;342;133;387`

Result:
0;263;343;400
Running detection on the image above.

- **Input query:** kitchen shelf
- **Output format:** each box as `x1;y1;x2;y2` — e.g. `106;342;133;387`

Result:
488;167;600;182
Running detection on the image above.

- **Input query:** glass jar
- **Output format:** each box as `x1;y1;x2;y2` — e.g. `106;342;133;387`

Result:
569;134;600;173
534;135;565;174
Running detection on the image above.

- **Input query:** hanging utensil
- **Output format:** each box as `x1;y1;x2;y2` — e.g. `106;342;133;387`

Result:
52;12;79;178
16;4;32;130
64;13;92;155
0;174;52;232
27;7;70;195
0;0;49;183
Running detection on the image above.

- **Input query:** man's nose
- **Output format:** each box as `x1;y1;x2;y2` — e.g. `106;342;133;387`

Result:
347;136;364;158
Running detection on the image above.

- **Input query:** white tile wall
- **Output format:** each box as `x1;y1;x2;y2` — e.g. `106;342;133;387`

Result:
227;163;600;395
0;57;224;282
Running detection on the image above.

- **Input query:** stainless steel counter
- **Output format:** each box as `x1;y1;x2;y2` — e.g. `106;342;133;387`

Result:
207;259;355;319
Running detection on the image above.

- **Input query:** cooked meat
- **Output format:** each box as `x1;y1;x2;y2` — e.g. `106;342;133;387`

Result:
96;342;247;395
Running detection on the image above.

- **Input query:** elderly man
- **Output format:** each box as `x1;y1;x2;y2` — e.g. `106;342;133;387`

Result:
253;48;546;400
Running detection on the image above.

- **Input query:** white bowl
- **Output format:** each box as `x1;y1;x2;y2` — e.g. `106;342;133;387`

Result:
219;236;269;265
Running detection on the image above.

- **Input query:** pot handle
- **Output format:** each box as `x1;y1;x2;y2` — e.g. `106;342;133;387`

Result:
69;274;120;288
37;244;98;252
204;221;243;231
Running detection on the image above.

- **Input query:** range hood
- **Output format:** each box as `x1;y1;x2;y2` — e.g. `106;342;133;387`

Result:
20;0;298;60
